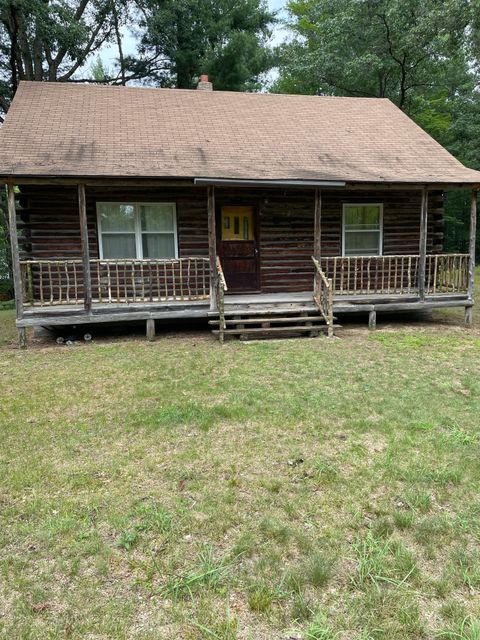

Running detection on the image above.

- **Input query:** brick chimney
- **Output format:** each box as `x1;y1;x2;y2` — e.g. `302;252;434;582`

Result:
197;74;213;91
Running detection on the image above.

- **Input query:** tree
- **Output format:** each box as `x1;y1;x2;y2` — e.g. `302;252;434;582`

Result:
0;0;133;121
275;0;474;110
131;0;276;91
90;55;110;82
0;188;13;300
274;0;480;254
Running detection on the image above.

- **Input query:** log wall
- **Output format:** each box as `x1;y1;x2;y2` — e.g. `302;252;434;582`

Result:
257;189;443;292
17;184;443;294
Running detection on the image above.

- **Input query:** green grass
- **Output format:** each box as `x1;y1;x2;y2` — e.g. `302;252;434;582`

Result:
1;290;480;638
0;307;16;346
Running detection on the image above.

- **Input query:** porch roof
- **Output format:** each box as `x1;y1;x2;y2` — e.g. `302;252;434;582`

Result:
1;81;479;186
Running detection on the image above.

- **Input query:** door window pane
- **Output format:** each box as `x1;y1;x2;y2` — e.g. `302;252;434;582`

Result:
244;217;249;240
142;234;176;258
221;207;254;241
102;233;137;258
140;204;175;232
98;204;135;232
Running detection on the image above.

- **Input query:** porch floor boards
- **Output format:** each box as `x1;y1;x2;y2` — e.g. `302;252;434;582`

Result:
18;291;471;328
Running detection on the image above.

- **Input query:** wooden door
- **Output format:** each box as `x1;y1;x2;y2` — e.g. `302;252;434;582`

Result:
218;206;259;292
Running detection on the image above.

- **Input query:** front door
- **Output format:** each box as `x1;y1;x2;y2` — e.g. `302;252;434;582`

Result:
218;205;259;292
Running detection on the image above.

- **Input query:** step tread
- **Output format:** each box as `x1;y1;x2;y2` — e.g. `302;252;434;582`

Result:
212;324;341;335
209;306;318;317
209;315;325;325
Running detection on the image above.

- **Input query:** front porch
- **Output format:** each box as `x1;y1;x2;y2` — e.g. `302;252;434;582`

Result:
6;182;478;344
15;253;472;339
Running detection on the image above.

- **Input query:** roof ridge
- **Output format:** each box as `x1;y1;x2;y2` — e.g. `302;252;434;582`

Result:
16;80;391;102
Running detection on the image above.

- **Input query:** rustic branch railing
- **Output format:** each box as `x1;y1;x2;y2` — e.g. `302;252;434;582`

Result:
216;256;228;344
20;257;210;306
320;254;469;296
425;254;469;294
20;253;469;308
312;257;334;338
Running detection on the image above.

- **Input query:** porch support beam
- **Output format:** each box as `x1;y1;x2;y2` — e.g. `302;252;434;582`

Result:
418;187;428;301
78;184;92;314
207;185;217;311
313;188;322;261
7;183;26;347
465;189;477;326
146;318;155;341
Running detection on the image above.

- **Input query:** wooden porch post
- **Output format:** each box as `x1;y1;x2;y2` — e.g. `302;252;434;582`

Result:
207;185;217;311
313;188;322;261
78;184;92;314
7;183;26;347
418;187;428;301
465;189;477;327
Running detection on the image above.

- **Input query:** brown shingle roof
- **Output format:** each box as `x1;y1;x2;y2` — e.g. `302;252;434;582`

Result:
1;81;479;184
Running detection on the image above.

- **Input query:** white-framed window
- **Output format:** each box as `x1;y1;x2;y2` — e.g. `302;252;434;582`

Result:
96;202;178;259
342;203;383;257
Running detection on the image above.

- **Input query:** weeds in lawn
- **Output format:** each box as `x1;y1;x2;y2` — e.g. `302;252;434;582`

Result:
352;533;417;590
2;300;480;638
116;501;173;549
436;616;480;639
162;546;233;599
247;583;276;613
312;460;339;480
400;488;432;513
290;593;313;622
451;549;480;590
305;615;339;639
353;534;391;587
192;615;239;640
117;528;139;550
286;551;335;592
259;517;291;544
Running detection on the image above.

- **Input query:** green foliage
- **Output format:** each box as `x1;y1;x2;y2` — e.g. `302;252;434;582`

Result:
134;0;276;90
90;56;110;83
305;616;339;639
275;0;474;108
0;188;12;298
0;0;125;119
275;0;480;254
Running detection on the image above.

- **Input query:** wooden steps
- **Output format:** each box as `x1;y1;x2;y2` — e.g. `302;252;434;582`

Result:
211;324;340;339
209;307;337;341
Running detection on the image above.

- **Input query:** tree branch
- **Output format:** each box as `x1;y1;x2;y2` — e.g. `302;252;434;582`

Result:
53;0;91;67
57;18;111;81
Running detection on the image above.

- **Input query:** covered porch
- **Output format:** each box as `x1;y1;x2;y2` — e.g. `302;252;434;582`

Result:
6;181;478;344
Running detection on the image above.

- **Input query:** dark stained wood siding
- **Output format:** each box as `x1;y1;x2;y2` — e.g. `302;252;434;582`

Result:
257;189;443;292
17;185;210;260
17;184;443;293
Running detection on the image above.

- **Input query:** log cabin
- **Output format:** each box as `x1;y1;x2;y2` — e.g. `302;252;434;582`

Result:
0;79;479;345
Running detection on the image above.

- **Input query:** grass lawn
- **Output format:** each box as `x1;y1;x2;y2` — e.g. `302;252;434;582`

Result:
0;307;16;347
1;295;480;638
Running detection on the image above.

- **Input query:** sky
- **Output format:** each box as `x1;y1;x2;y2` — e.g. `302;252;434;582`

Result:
99;0;287;78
